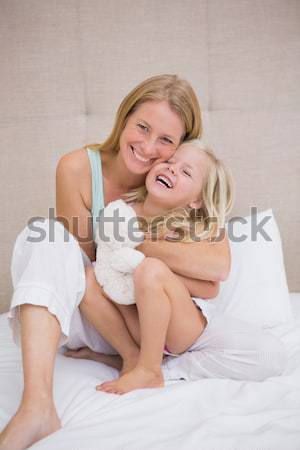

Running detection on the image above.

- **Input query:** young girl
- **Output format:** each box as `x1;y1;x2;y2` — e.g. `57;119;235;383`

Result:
65;139;234;395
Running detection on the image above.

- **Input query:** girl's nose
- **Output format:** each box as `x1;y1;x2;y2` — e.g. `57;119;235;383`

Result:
168;164;176;175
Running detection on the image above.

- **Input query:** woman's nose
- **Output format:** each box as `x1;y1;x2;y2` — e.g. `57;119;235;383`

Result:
142;139;157;156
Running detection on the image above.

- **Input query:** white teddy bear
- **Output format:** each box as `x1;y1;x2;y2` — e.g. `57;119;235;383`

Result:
93;199;145;305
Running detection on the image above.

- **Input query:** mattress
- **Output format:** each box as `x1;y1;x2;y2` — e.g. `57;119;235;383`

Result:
1;294;300;450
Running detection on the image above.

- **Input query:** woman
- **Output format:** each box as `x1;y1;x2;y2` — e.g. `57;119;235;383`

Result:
0;75;286;450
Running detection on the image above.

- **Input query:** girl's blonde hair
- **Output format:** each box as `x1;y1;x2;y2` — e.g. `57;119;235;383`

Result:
134;139;235;243
83;74;202;155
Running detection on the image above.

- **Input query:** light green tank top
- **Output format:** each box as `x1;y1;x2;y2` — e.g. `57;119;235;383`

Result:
86;148;105;242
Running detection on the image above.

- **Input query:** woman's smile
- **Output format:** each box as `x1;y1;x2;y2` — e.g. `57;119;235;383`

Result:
119;100;185;175
130;145;154;165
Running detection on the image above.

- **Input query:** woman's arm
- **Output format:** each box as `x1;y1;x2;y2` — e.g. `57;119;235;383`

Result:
137;233;230;282
55;149;96;262
175;274;220;299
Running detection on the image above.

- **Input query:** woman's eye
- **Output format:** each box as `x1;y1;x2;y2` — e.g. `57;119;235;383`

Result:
137;123;148;132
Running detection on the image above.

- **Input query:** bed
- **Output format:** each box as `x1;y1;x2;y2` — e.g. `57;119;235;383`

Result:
0;292;299;450
1;2;300;449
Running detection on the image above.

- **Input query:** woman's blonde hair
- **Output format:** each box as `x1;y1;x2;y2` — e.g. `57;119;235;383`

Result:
134;139;235;243
84;74;202;155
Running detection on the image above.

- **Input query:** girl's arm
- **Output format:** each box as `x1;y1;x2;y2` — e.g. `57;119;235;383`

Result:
137;233;230;282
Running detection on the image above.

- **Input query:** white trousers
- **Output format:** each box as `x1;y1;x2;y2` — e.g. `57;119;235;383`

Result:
8;219;287;382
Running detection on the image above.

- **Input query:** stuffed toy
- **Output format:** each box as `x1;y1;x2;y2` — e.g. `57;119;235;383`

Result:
93;199;145;305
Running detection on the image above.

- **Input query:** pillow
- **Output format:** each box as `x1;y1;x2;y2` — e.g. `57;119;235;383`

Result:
203;209;294;328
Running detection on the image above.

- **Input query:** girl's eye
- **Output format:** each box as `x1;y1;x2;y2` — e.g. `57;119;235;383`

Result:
137;123;148;132
162;137;173;144
183;170;192;177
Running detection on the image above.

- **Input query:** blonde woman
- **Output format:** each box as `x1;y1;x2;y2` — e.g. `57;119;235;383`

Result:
0;76;286;450
0;74;204;450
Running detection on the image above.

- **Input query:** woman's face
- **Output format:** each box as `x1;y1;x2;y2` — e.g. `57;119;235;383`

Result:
119;101;185;175
145;144;209;211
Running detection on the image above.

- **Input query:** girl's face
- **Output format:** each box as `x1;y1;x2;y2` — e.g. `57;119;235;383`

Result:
118;101;185;175
145;144;210;211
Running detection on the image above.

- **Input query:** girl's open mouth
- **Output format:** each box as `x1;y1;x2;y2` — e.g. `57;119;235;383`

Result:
155;175;173;188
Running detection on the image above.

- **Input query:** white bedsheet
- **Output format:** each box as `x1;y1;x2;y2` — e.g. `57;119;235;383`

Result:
1;294;300;450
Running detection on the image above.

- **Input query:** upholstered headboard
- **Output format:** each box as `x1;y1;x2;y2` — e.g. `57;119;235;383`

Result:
1;0;299;312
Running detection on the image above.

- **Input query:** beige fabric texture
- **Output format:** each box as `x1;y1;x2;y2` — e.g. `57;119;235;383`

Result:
0;0;299;312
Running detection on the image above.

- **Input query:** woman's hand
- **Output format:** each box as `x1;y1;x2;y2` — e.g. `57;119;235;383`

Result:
137;231;231;283
175;274;220;299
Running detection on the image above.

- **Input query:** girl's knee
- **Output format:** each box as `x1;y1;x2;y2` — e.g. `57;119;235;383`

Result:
133;257;170;287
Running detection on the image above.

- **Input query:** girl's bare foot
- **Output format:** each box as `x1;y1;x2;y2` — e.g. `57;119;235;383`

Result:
96;365;164;395
119;349;140;376
0;400;61;450
64;347;123;371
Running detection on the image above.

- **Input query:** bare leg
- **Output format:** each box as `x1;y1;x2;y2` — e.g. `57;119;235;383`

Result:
75;266;140;375
113;303;141;346
98;258;206;395
0;305;61;450
98;260;170;394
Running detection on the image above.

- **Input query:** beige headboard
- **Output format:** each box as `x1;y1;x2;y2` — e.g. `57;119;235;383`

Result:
1;0;299;312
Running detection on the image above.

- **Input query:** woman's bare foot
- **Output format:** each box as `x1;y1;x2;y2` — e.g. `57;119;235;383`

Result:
96;365;164;395
64;346;95;361
0;400;61;450
64;347;123;371
64;347;140;378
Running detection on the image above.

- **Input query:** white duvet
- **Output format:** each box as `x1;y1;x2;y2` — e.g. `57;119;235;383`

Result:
1;294;300;450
